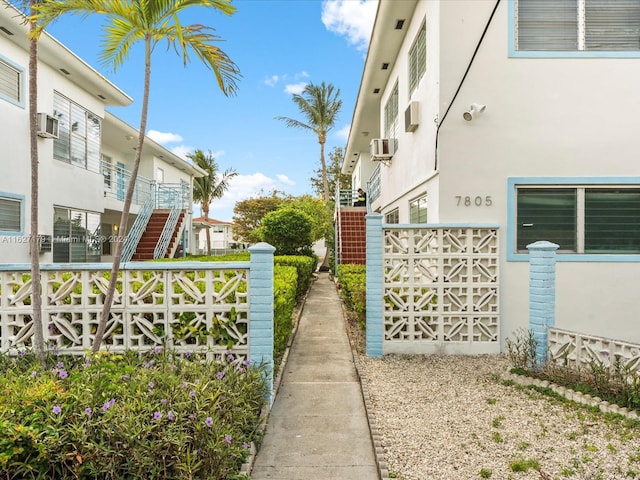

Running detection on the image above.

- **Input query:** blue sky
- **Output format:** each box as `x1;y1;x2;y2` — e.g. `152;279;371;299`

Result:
44;0;378;222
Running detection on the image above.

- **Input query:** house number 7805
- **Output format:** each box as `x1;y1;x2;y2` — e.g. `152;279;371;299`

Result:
455;195;492;207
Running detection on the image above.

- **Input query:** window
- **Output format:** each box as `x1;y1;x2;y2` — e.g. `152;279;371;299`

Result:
409;195;428;223
385;208;399;224
0;195;22;233
0;58;22;105
384;82;399;147
53;207;101;262
53;92;101;172
516;186;640;253
408;21;426;97
156;167;165;183
515;0;640;53
102;155;112;188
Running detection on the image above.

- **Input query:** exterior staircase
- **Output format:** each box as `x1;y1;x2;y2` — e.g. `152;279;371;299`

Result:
132;209;185;261
336;207;367;265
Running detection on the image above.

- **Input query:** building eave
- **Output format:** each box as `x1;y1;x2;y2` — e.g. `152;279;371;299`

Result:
342;0;418;175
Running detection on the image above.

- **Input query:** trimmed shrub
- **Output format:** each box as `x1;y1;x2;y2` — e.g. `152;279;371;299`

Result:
273;265;297;361
336;265;366;327
0;349;268;479
261;208;313;255
274;255;316;301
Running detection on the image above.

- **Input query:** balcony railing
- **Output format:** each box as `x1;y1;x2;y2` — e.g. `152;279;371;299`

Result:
101;160;154;207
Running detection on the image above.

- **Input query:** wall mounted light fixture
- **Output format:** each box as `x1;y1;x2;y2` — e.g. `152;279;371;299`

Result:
463;103;486;121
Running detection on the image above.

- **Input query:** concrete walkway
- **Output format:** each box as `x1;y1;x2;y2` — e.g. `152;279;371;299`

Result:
250;272;379;480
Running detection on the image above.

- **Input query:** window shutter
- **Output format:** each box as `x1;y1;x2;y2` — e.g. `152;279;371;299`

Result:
585;0;640;51
516;188;577;251
0;60;20;102
517;0;578;51
0;197;21;232
585;188;640;253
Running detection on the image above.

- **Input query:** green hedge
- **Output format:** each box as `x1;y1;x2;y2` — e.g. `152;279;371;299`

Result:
336;265;366;328
274;255;316;301
273;265;297;360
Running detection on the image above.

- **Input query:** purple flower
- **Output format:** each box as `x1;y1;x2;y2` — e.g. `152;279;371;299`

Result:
56;362;64;369
58;370;68;379
52;405;62;415
19;350;26;357
205;417;213;426
30;371;37;378
84;407;92;416
216;371;224;380
161;398;168;405
243;442;250;449
154;346;162;354
148;382;154;388
102;399;115;411
154;411;162;421
243;360;252;367
225;435;232;444
189;390;196;397
167;411;175;421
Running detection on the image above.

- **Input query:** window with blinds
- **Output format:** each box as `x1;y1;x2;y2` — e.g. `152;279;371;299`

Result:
53;92;101;172
384;82;399;151
516;0;640;52
408;21;426;97
516;186;640;253
53;207;101;262
385;208;400;224
409;195;428;224
0;196;21;233
0;59;21;104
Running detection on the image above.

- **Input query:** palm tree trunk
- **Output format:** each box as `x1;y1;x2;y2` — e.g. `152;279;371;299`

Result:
318;139;332;271
203;204;212;255
28;1;45;361
92;37;152;352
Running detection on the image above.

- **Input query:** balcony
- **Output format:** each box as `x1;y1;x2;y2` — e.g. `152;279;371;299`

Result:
101;160;154;207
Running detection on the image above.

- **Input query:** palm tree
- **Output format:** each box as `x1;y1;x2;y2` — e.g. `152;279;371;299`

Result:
26;0;45;361
276;82;342;270
31;0;240;352
276;82;342;203
188;149;237;255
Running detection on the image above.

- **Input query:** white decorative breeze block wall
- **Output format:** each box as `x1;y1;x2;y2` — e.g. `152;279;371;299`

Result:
0;262;251;361
382;226;500;354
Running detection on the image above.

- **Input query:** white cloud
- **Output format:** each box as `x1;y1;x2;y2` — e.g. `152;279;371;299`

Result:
335;124;351;141
264;74;280;87
203;172;297;221
169;145;194;160
147;130;183;145
321;0;377;51
284;82;308;95
276;174;295;186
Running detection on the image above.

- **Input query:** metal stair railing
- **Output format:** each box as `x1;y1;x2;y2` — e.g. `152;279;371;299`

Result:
154;201;181;259
121;195;155;262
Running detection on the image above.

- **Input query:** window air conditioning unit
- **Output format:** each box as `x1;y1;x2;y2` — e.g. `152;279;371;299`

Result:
370;138;394;159
37;113;59;139
405;101;419;132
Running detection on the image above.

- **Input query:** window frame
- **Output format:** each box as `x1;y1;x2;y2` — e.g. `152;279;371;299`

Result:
385;208;400;224
53;206;102;263
383;81;399;150
509;0;640;58
409;194;428;224
0;56;24;107
408;20;426;98
53;91;102;172
0;193;25;235
507;177;640;262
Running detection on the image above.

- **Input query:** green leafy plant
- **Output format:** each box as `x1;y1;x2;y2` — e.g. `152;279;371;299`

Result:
505;328;538;371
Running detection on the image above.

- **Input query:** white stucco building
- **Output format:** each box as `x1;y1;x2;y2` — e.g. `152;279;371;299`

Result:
0;1;203;264
191;217;236;254
343;0;640;347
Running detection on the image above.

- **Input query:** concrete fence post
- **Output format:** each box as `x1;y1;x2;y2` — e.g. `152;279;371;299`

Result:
366;214;384;357
526;240;559;366
248;242;276;404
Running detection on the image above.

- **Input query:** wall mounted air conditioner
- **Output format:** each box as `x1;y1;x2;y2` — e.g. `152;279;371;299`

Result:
37;113;59;139
404;101;419;132
370;138;394;159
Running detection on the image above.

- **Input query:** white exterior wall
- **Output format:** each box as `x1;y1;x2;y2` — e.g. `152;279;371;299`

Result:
0;38;106;264
351;0;640;347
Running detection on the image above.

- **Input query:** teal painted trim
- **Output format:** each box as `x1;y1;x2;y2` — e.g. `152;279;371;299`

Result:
383;223;500;229
0;192;25;236
527;241;558;365
0;55;25;108
506;177;640;262
0;261;251;271
507;0;640;58
248;242;275;405
365;214;384;357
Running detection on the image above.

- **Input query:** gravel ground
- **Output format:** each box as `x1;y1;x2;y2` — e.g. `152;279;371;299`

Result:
345;321;640;480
